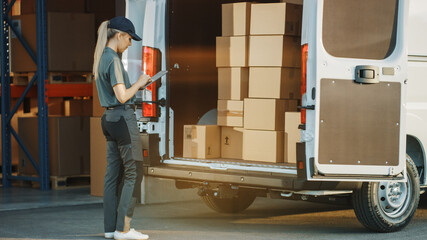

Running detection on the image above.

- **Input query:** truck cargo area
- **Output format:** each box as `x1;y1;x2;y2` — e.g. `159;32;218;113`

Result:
167;0;300;161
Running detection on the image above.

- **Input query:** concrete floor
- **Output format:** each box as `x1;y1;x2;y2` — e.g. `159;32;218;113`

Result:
0;187;102;212
0;187;426;240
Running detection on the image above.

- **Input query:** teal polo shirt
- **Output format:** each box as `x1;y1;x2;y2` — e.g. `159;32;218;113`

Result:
96;47;135;107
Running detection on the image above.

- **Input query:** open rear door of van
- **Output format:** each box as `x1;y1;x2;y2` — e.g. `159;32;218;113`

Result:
302;0;409;181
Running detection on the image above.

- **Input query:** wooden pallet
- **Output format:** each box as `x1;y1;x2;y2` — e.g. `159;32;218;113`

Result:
50;175;91;190
12;72;36;85
11;72;93;85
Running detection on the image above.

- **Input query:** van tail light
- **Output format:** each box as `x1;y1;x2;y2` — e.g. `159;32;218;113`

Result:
142;46;161;118
301;44;308;125
298;161;304;170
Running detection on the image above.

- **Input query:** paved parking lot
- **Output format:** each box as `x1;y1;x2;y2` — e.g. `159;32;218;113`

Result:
1;193;426;240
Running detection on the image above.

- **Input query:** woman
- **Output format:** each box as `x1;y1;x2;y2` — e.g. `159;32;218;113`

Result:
93;16;151;240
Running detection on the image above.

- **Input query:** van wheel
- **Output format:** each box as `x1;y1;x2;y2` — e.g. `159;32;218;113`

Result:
201;191;256;213
352;155;420;232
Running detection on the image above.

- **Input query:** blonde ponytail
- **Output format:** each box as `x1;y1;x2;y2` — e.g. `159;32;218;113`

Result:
93;20;110;80
93;21;125;80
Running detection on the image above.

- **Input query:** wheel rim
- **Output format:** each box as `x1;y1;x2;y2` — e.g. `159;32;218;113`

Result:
378;176;412;218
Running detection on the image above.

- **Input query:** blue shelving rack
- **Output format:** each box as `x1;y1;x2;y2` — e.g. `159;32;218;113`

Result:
1;0;49;190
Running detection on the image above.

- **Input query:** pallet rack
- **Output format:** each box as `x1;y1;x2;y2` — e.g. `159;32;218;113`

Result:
1;0;92;190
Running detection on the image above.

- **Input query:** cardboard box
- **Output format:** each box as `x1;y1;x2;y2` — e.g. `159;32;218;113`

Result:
11;13;95;72
244;98;297;131
64;99;93;117
250;3;302;36
47;97;64;116
218;67;249;100
249;67;301;99
183;125;221;159
217;100;244;127
243;130;284;163
90;117;107;197
249;35;301;67
21;0;86;14
284;112;301;163
222;2;251;36
18;116;90;177
221;127;244;159
216;36;248;67
92;81;104;117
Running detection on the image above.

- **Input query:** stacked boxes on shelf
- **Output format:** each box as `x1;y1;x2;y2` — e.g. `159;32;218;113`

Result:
182;2;302;164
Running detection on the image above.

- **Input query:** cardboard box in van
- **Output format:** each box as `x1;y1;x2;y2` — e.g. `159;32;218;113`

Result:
221;127;244;159
284;112;301;163
249;35;301;67
249;67;301;99
217;100;244;127
222;2;251;36
218;67;249;100
250;3;302;36
216;36;248;67
183;125;221;159
243;129;284;163
244;98;297;131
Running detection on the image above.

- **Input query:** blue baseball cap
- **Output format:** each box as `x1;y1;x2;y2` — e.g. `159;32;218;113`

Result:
109;16;142;41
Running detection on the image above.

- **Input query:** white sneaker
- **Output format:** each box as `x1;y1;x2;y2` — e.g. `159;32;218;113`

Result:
114;229;149;240
105;232;114;239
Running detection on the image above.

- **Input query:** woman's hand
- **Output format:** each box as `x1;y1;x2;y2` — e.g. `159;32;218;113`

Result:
137;74;152;89
113;73;152;104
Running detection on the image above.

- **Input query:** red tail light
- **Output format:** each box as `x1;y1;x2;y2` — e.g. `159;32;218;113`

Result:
301;44;308;124
142;46;161;118
298;161;304;170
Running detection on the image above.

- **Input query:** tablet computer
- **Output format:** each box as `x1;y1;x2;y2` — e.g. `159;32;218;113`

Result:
141;70;168;89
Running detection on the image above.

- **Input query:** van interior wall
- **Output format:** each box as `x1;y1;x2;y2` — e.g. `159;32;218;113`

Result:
168;0;281;157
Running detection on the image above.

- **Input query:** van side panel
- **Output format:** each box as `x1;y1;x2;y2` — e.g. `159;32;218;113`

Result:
408;0;427;56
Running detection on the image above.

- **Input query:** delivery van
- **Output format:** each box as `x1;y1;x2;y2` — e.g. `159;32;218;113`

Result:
123;0;427;232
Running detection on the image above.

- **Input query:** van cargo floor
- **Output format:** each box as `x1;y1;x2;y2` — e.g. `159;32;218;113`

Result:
163;157;297;175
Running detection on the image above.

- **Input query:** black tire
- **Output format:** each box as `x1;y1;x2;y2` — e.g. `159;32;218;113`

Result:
201;191;256;213
352;155;420;232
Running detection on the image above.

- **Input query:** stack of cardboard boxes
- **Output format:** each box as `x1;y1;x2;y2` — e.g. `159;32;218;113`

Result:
183;2;302;164
216;3;250;160
11;0;116;74
243;2;302;163
11;0;95;73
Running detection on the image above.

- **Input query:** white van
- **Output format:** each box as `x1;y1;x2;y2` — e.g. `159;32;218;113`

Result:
123;0;427;232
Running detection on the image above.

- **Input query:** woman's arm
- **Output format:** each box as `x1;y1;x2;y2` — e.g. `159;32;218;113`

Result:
113;74;151;104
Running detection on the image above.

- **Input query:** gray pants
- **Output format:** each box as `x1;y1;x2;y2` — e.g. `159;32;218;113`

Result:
101;106;143;232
